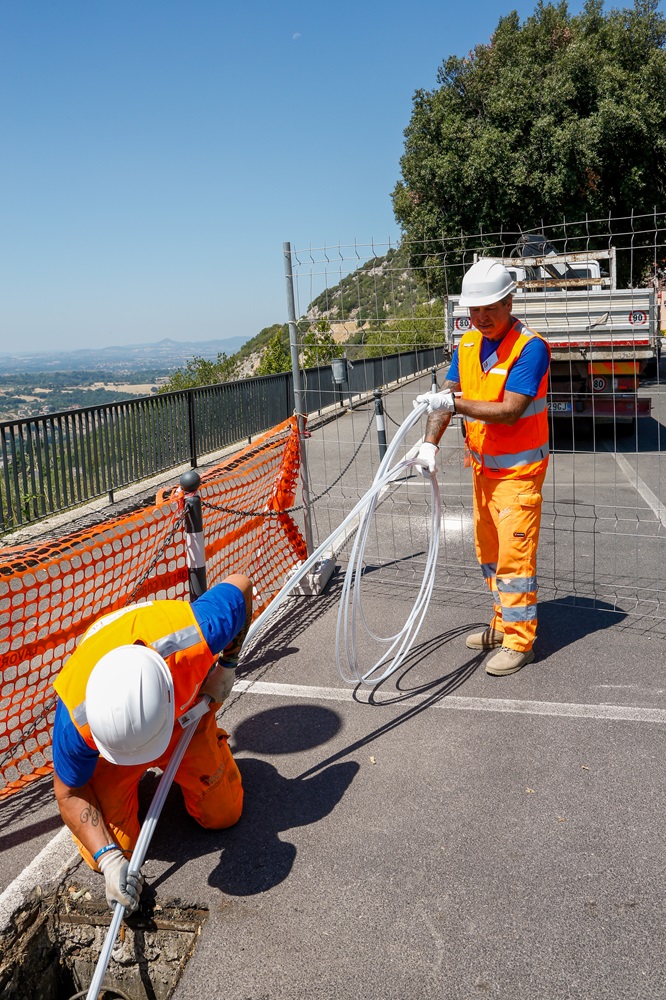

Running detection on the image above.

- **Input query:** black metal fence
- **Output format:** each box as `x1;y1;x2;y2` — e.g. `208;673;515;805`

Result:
0;346;445;534
302;346;447;413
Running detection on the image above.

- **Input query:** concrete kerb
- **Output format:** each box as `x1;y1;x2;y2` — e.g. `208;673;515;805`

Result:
0;827;78;944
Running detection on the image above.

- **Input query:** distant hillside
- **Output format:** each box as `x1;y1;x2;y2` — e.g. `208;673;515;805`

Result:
0;336;248;374
305;245;431;325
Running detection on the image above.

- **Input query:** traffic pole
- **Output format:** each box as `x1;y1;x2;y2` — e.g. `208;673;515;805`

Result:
180;469;207;599
373;388;387;462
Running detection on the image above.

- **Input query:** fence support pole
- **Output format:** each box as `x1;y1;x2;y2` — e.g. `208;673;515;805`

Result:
283;241;315;557
180;470;207;599
373;389;387;462
187;391;198;469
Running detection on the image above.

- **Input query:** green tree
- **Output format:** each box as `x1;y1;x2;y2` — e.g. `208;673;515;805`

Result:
363;301;447;356
159;352;240;392
392;0;666;293
256;332;292;375
301;320;345;367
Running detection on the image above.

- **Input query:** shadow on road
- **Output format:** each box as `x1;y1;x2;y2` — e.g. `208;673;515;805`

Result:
0;773;62;851
537;596;626;656
207;754;359;895
144;703;359;897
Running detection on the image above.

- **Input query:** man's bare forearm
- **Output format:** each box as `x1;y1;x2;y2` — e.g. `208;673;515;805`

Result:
424;380;459;445
54;774;114;856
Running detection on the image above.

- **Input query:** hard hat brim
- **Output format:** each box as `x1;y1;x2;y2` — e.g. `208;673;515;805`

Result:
92;709;174;766
459;283;515;308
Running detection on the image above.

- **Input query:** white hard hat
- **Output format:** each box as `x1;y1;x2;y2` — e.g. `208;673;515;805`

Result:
86;645;175;766
459;258;516;307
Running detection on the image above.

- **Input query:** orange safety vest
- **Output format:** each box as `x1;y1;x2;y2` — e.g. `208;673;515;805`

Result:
54;601;215;751
458;320;551;479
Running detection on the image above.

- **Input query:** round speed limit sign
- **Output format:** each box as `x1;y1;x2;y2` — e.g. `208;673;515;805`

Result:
592;376;607;392
455;317;472;331
629;310;648;325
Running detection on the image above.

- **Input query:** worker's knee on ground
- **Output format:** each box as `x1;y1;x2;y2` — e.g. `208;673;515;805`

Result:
180;735;244;829
187;769;244;829
192;786;244;830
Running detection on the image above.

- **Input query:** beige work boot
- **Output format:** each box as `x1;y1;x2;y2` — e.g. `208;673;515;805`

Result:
466;626;504;650
485;646;535;676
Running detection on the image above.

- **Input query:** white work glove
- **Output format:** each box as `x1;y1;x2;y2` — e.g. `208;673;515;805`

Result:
98;847;144;914
414;441;439;478
414;390;456;413
201;659;237;704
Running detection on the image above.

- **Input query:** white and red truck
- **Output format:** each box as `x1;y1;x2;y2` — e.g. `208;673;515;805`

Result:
447;239;659;430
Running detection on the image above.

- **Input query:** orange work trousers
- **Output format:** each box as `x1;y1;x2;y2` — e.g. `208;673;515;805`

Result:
75;706;244;870
472;470;546;653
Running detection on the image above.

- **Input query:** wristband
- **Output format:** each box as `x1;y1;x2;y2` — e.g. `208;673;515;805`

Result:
93;843;120;862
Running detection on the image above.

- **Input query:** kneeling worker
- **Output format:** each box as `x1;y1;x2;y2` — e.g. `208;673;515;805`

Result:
52;574;252;913
416;258;550;676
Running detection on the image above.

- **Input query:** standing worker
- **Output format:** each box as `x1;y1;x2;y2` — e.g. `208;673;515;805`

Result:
52;574;252;913
416;259;550;676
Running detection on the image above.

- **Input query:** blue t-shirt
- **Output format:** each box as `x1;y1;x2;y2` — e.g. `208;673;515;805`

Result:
52;582;246;788
447;335;549;398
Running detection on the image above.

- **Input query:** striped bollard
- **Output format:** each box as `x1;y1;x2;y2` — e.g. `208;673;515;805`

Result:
180;470;207;599
373;388;387;462
431;367;438;391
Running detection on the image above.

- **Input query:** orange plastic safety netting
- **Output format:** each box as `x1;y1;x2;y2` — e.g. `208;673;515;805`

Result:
0;417;307;799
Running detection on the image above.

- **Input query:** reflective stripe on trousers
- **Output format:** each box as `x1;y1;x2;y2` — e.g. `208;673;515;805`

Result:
472;470;546;652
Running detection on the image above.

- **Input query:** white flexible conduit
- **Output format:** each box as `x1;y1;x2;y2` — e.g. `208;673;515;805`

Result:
85;402;438;998
244;400;440;686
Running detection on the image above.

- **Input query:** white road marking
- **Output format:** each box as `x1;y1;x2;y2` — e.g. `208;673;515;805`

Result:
233;679;666;724
3;674;662;927
605;442;666;529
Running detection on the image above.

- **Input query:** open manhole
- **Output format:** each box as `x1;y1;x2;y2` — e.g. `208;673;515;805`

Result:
0;881;208;1000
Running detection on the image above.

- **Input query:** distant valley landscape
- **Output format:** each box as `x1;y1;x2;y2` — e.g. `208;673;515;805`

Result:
0;246;430;421
0;336;250;421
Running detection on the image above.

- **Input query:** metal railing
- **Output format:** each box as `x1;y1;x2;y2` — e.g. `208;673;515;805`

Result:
301;345;447;413
0;348;443;534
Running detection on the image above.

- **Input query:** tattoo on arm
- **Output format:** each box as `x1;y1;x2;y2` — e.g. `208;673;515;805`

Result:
424;379;461;444
426;411;451;442
80;805;101;827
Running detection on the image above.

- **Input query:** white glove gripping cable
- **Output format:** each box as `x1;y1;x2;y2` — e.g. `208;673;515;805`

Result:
244;400;440;686
85;697;211;1000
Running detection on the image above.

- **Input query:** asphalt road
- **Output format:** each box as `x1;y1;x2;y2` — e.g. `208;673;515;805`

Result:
2;364;666;999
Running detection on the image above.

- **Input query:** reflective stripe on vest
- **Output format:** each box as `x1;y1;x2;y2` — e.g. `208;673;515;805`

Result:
520;397;547;418
475;443;549;472
152;625;202;659
458;320;550;480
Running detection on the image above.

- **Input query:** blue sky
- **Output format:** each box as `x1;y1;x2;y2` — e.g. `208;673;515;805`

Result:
1;0;613;352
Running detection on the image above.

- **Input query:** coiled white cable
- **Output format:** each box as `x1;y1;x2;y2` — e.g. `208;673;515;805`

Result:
244;400;439;686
